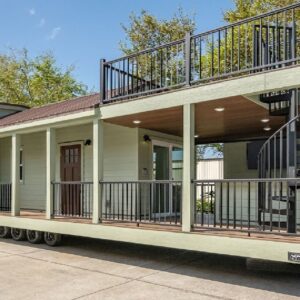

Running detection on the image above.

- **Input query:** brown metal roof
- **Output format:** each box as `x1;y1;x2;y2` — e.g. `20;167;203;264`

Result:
0;93;99;127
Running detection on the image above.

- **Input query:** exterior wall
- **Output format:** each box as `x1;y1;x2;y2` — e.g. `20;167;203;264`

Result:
0;123;140;211
104;123;138;181
20;132;46;210
224;142;258;179
55;124;93;182
0;137;11;182
138;128;182;180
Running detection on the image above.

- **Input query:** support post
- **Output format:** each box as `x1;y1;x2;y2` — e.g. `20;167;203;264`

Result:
11;133;20;216
46;128;56;219
93;118;104;224
182;103;195;232
185;32;191;86
287;89;297;233
100;59;106;103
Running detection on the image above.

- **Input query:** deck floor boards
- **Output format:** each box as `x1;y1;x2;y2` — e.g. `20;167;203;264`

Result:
1;210;300;244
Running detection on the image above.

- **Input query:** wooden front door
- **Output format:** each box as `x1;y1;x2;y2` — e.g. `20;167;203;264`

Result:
60;144;81;215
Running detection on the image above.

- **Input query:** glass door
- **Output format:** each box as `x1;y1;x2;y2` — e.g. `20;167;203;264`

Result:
152;142;182;218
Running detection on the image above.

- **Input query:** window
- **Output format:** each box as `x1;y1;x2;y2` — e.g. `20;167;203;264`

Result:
19;148;23;183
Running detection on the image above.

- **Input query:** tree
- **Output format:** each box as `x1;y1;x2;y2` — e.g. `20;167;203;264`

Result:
120;9;225;159
196;144;224;160
224;0;298;23
120;9;196;55
0;49;87;107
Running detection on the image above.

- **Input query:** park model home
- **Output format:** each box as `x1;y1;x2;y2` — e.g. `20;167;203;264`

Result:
1;3;300;263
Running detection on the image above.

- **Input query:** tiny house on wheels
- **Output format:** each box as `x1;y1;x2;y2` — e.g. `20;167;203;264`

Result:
2;4;300;264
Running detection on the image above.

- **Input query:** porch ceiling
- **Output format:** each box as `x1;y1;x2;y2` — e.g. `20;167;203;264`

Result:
105;96;286;143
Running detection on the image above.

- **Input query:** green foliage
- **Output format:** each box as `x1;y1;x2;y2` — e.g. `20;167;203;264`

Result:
0;49;87;107
196;198;215;213
224;0;298;23
120;8;196;54
196;144;224;160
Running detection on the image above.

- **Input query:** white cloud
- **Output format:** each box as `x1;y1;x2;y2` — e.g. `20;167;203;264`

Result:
38;18;46;27
48;27;61;40
29;8;36;16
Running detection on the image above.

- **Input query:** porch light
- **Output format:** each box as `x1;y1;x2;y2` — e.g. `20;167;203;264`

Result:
263;126;272;131
194;134;199;138
214;107;225;112
133;120;141;124
261;118;270;123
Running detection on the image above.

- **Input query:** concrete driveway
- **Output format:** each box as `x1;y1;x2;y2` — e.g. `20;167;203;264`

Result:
0;236;299;300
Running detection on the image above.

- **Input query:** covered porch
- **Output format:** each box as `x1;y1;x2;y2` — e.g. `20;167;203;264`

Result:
1;93;299;239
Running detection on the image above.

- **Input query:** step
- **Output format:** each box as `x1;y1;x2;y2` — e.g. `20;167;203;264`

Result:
271;195;288;202
260;91;292;103
269;107;289;116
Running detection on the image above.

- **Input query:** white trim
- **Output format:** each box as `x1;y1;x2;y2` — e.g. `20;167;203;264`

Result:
0;110;95;137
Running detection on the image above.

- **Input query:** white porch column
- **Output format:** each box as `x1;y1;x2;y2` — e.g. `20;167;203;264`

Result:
92;119;104;224
11;133;20;216
182;103;195;232
46;128;56;219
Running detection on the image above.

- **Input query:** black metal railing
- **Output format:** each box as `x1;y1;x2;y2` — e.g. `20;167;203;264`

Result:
101;3;300;103
0;183;11;212
194;178;300;235
52;182;93;218
100;180;182;225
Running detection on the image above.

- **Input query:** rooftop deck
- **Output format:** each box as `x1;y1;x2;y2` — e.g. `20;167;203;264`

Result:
100;3;300;104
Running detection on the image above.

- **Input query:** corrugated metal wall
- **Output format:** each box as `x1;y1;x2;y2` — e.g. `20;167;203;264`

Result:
197;159;223;180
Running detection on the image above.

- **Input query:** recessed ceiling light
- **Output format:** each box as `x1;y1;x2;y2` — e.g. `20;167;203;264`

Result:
214;107;225;112
261;118;270;123
133;120;141;124
194;134;199;138
263;126;272;131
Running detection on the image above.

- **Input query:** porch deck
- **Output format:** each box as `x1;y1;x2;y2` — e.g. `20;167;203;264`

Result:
2;209;300;244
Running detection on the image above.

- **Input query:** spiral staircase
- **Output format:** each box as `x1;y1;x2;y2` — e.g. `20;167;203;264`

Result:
257;89;299;233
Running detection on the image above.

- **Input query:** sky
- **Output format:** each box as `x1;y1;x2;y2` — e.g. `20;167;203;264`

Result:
0;0;234;91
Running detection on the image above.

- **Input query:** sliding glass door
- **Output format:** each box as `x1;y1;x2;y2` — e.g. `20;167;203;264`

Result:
152;141;182;217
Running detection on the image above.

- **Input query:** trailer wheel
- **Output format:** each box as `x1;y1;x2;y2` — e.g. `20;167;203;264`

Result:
0;226;11;238
44;232;62;246
26;230;43;244
11;228;27;241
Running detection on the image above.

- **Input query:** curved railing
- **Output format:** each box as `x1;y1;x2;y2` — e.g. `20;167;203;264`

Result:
100;3;300;103
257;113;299;179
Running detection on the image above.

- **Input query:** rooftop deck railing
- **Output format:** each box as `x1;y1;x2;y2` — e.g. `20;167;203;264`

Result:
101;3;300;103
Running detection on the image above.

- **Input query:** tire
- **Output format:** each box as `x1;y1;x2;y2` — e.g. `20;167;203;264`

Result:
0;226;11;238
11;228;27;241
44;232;62;246
26;230;43;244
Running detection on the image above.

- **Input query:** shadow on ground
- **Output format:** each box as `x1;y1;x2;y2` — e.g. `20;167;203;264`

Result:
1;235;300;298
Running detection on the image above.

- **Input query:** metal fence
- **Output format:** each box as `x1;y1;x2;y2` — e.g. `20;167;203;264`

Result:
52;182;93;218
0;183;11;212
100;180;182;225
101;3;300;103
194;178;300;235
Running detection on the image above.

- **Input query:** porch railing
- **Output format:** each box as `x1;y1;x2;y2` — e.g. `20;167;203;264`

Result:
0;183;11;212
194;178;300;235
101;3;300;103
52;182;93;218
100;180;182;225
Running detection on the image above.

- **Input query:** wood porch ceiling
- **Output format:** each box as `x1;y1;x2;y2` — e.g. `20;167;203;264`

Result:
105;96;286;143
